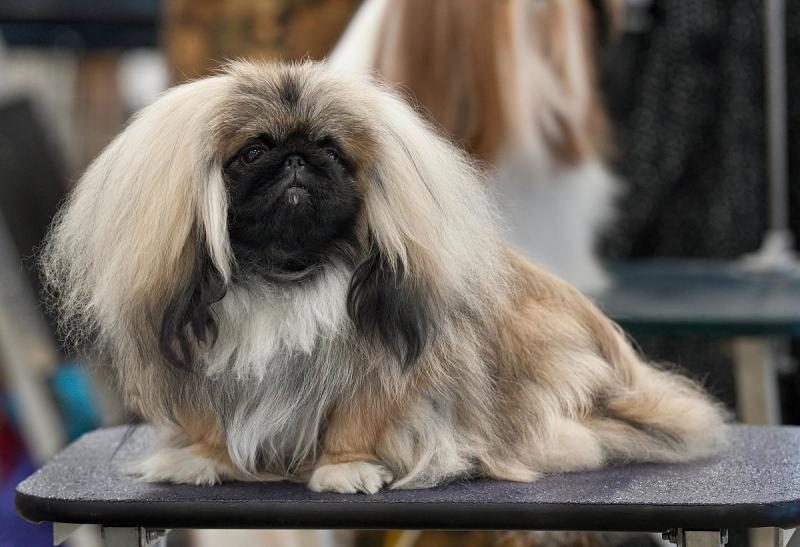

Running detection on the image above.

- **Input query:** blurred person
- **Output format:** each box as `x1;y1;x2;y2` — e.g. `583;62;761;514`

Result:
329;0;622;293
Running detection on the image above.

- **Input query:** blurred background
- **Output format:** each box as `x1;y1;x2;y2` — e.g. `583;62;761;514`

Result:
1;1;800;546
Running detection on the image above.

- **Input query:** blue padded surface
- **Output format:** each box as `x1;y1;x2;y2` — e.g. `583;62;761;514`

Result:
15;425;800;531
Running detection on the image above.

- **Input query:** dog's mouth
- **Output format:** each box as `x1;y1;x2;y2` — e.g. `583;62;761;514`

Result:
284;184;310;207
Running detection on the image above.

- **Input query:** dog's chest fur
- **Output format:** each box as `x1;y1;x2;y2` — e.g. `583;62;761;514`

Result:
203;265;359;473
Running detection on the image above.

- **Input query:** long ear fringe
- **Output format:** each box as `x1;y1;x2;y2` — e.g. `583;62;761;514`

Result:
361;80;507;304
40;76;233;363
347;239;436;369
336;73;510;368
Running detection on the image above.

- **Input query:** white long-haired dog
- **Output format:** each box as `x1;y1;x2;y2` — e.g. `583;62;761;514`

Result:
42;61;725;493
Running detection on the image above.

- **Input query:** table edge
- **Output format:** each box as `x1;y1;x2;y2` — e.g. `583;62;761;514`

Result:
15;491;800;531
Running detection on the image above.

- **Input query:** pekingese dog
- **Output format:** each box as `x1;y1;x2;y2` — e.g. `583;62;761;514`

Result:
42;61;726;493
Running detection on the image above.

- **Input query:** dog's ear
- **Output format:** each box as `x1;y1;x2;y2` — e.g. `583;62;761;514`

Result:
159;244;227;370
347;239;435;370
345;79;504;368
40;75;233;370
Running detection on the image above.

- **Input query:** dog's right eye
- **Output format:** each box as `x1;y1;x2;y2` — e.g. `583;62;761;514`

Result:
241;144;267;164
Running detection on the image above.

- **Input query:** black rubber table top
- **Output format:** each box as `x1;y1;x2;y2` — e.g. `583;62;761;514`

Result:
15;425;800;531
597;260;800;336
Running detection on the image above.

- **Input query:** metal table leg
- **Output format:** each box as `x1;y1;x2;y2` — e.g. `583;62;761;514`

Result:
101;527;167;547
663;529;727;547
785;528;800;547
732;337;786;547
731;337;782;425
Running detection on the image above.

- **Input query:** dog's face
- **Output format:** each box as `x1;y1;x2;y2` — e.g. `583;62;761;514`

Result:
224;131;360;274
216;70;379;277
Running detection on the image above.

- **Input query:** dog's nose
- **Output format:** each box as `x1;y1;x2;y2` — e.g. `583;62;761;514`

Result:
284;154;305;169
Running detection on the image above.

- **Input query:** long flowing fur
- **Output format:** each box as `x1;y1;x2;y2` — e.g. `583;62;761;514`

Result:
42;61;726;491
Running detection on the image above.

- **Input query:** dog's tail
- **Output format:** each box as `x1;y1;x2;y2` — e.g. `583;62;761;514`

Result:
590;320;729;464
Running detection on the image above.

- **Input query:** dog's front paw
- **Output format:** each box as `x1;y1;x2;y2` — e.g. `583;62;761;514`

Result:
308;461;393;494
125;447;225;485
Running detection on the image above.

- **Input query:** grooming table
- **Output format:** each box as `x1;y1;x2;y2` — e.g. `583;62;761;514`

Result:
598;260;800;426
15;425;800;547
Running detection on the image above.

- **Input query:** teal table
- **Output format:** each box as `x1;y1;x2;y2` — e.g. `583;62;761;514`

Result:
598;260;800;337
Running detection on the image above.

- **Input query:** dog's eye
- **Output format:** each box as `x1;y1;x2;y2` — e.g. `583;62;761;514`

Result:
325;147;340;162
241;144;267;164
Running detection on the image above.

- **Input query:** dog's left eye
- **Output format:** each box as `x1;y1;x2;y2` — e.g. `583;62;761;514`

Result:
325;148;340;162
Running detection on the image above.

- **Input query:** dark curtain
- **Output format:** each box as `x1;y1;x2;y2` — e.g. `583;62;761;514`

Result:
604;0;770;259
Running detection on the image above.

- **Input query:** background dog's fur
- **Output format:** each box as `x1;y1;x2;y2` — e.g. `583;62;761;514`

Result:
329;0;622;292
42;61;726;494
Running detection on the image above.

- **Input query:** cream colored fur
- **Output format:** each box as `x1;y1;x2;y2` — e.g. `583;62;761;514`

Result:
42;62;727;493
